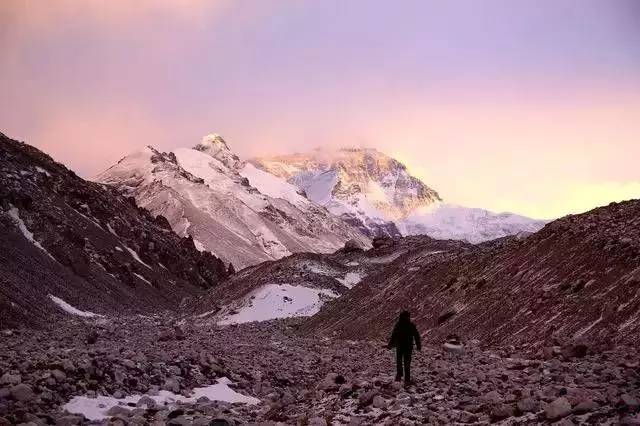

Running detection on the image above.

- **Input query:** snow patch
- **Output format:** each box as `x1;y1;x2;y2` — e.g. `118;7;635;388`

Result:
133;273;152;285
62;377;259;421
6;205;56;260
218;284;338;325
124;245;152;269
35;166;51;176
48;295;102;318
337;272;363;289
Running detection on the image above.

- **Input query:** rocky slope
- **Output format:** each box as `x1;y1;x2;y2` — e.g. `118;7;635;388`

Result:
0;317;638;425
190;236;468;326
0;133;228;328
96;135;369;269
302;199;640;350
251;148;546;242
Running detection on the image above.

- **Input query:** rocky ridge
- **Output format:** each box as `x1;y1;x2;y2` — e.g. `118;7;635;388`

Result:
190;236;469;325
302;199;640;350
0;133;228;328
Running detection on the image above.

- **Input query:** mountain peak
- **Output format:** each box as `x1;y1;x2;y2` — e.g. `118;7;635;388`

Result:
194;133;241;169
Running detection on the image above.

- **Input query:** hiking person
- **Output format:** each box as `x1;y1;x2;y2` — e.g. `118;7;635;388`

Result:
387;310;421;385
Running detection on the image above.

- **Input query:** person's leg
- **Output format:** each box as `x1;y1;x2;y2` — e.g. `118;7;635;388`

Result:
395;349;403;380
404;350;412;384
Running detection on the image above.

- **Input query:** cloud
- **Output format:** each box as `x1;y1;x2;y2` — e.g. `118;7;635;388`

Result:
18;101;176;177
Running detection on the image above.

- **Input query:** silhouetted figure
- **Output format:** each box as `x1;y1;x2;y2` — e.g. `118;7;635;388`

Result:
387;311;421;385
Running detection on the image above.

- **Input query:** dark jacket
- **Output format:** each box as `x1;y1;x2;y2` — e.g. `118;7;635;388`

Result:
387;313;421;352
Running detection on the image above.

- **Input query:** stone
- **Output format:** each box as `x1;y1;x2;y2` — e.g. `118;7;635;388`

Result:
373;395;387;409
620;394;640;411
55;415;84;425
86;330;98;344
10;384;34;402
481;390;503;404
490;403;515;421
516;397;539;413
106;405;131;417
545;397;572;421
358;389;378;406
0;373;21;386
572;399;599;414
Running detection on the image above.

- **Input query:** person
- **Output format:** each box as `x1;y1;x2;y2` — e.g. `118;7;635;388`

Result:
387;310;421;385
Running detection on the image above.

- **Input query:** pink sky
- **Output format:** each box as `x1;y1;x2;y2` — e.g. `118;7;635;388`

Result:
2;0;639;219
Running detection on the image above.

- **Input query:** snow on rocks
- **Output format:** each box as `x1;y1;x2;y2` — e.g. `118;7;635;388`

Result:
47;295;102;318
6;204;56;260
217;284;339;325
63;377;259;421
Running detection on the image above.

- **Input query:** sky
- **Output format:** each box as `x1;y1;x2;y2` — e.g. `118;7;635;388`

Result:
2;0;639;220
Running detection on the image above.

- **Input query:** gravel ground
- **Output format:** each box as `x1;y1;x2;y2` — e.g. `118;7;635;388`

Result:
0;316;639;425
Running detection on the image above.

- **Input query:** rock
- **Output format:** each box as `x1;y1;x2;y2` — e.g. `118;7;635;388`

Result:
490;403;515;421
543;347;557;360
516;397;539;413
481;390;503;404
545;397;572;421
106;405;131;417
561;344;588;359
0;374;21;386
342;239;363;253
122;359;136;369
443;342;465;355
51;369;66;381
572;399;599;414
373;395;387;409
358;389;378;406
458;411;478;423
86;330;98;344
10;384;34;402
173;325;185;341
620;394;640;411
163;378;180;393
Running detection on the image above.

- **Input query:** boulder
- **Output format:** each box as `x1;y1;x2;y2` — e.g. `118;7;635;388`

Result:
490;403;515;421
516;397;539;413
373;395;387;409
0;373;21;386
10;383;34;402
545;397;572;421
620;394;640;411
343;239;364;253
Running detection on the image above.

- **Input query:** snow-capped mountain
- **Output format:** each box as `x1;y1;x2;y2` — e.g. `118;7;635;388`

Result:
250;148;546;242
251;148;440;238
96;135;369;270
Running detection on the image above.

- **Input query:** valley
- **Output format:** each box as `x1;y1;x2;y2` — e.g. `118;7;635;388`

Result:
1;133;639;425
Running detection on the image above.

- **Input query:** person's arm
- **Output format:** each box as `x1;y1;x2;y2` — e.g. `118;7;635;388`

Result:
387;326;398;349
413;324;422;351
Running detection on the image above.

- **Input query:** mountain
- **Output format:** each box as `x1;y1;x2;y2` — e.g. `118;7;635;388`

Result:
301;199;640;349
190;236;469;325
250;148;546;241
0;133;228;328
96;135;369;270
